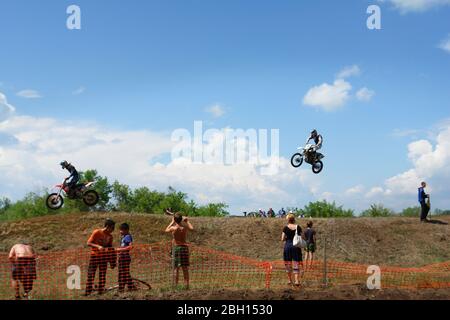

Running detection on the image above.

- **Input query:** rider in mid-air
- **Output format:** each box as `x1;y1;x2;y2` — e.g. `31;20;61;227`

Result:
305;129;323;161
60;161;79;195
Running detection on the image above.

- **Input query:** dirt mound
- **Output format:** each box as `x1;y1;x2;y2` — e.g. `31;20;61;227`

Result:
0;212;449;267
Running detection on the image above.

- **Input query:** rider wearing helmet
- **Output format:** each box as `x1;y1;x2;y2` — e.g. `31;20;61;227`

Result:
60;161;79;194
306;129;323;160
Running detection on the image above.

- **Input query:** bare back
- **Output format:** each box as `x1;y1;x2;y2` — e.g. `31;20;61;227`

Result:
9;244;35;260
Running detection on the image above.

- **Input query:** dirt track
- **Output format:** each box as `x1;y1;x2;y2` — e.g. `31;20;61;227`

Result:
107;286;450;300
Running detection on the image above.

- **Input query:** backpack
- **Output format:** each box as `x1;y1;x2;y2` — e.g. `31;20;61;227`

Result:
293;225;306;248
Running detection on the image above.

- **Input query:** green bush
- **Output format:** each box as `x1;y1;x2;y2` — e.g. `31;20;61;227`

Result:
361;204;395;217
434;208;450;216
298;200;354;218
399;207;420;217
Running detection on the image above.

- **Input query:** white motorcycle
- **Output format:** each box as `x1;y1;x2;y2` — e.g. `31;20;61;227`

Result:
291;144;325;174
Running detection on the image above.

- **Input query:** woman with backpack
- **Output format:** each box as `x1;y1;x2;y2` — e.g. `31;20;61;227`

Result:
281;214;304;287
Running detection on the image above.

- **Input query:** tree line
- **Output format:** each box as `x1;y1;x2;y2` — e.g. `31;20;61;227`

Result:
0;170;449;221
0;169;229;221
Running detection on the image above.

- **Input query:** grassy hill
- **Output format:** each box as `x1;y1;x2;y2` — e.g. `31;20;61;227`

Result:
0;212;449;267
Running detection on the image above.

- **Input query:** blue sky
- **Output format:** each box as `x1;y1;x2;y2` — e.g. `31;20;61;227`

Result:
1;0;450;214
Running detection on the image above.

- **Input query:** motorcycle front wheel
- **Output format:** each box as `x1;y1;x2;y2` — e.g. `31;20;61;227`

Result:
312;161;324;174
291;153;304;168
46;193;64;210
83;190;99;207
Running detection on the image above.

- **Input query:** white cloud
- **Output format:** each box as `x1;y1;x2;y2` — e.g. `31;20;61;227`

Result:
205;104;226;118
303;79;352;111
345;185;365;196
365;187;385;198
356;87;375;102
439;35;450;54
379;0;450;13
0;92;15;122
72;87;86;95
16;89;42;99
0;111;321;213
303;65;374;111
336;65;361;79
366;122;450;201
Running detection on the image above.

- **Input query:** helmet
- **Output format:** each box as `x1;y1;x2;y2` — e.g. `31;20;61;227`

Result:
60;161;69;169
311;129;318;137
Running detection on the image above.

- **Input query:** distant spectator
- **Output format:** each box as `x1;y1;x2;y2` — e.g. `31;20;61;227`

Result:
85;218;116;296
278;208;286;218
267;208;275;218
281;214;303;286
116;223;137;292
9;241;37;300
418;182;430;222
165;212;194;289
258;209;266;218
304;221;316;270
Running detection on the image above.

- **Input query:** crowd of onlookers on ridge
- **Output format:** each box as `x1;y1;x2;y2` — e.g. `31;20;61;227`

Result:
243;207;307;219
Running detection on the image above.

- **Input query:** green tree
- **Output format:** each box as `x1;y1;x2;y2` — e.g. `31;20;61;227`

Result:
79;169;112;211
195;203;229;217
111;181;134;212
0;192;50;220
299;201;354;218
132;187;165;213
361;204;394;217
400;207;420;217
0;197;12;214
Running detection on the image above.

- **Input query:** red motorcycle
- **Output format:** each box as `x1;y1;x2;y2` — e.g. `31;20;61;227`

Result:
46;179;99;210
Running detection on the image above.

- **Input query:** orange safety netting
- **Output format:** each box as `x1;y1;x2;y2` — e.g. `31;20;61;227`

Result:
1;242;449;300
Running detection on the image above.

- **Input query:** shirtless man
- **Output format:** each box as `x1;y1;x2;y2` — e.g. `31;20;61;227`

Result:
165;213;194;289
9;242;37;300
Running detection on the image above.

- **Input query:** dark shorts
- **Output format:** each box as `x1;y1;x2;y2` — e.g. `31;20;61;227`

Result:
305;243;316;253
283;242;302;262
173;246;189;268
12;258;37;282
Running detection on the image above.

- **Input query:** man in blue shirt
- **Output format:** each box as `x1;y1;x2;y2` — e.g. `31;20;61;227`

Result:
418;182;430;222
116;223;136;292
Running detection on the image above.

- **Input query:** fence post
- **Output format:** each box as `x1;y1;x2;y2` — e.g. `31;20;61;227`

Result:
171;245;175;290
265;263;273;289
323;235;328;288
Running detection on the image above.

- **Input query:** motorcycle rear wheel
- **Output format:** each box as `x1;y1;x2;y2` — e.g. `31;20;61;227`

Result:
46;193;64;210
291;153;304;168
83;190;99;207
312;161;324;174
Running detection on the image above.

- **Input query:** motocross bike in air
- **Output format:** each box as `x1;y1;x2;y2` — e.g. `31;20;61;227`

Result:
291;144;325;174
46;179;99;210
